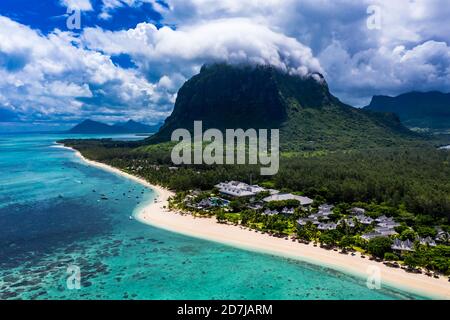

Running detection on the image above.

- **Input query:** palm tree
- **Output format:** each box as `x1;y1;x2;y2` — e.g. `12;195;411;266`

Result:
339;236;354;253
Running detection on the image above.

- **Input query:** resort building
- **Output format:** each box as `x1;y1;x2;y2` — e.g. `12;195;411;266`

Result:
308;212;330;219
297;218;320;226
319;204;334;212
196;197;230;210
375;215;388;222
317;204;334;216
263;209;279;216
361;232;384;241
419;237;437;247
248;203;264;211
374;227;398;237
215;181;266;198
197;199;214;209
315;215;330;221
377;221;401;228
350;207;366;215
375;216;400;228
392;239;414;252
268;189;281;195
317;223;337;231
362;225;398;240
281;207;295;215
356;215;374;225
435;230;450;243
317;210;333;217
338;218;356;228
263;193;313;206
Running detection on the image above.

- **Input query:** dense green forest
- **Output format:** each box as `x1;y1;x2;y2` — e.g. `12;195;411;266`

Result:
61;139;450;225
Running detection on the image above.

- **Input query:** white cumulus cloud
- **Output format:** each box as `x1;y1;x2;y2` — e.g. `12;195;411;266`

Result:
0;16;165;124
83;18;323;80
60;0;94;11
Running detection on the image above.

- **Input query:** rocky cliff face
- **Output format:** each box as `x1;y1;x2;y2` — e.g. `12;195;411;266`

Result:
147;63;421;150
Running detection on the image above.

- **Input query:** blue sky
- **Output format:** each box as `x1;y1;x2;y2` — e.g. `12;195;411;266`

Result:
0;0;449;132
0;0;165;34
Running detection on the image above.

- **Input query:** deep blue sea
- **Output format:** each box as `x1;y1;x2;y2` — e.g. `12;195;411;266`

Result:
0;133;424;300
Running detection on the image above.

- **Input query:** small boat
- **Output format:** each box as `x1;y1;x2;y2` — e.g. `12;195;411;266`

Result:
129;216;134;220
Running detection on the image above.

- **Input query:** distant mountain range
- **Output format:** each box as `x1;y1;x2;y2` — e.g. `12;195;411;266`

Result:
365;91;450;131
68;119;162;134
147;63;421;151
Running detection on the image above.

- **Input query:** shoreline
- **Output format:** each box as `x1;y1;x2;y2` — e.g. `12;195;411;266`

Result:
59;144;450;300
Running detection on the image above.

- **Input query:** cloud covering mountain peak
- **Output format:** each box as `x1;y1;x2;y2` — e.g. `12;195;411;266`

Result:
82;18;323;78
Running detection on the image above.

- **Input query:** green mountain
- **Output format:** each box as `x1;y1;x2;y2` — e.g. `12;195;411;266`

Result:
68;120;125;134
113;120;162;133
147;64;422;151
365;91;450;131
68;119;161;134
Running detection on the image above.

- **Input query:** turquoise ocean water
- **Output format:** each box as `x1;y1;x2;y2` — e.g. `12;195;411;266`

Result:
0;133;424;300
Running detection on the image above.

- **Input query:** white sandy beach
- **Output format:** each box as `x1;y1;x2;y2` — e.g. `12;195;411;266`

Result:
138;201;450;300
60;144;450;300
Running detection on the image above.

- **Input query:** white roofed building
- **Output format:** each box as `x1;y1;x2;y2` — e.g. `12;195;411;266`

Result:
317;223;337;231
435;230;450;243
375;216;400;228
339;218;356;228
419;237;437;247
318;204;334;215
215;181;266;198
263;193;313;206
350;207;366;215
356;215;374;225
374;227;398;237
361;232;383;241
297;218;320;226
262;209;279;216
392;239;414;252
281;207;295;215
